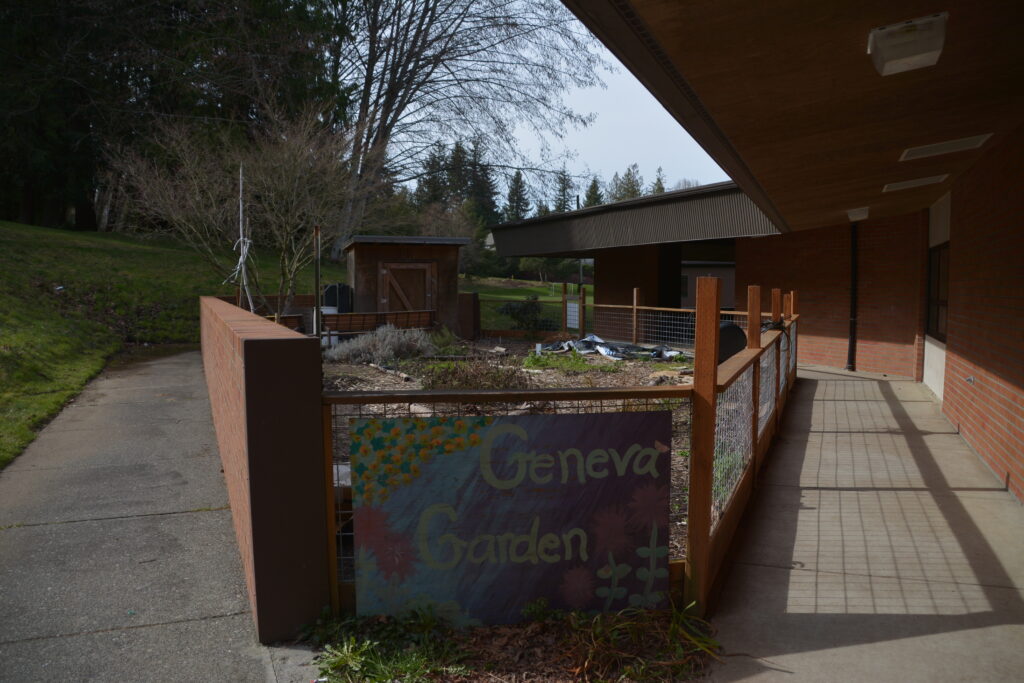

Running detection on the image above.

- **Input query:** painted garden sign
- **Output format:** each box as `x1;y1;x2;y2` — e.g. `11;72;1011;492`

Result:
350;412;672;626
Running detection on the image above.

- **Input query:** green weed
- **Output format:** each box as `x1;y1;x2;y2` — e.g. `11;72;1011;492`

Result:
523;349;619;373
310;609;468;683
420;359;530;391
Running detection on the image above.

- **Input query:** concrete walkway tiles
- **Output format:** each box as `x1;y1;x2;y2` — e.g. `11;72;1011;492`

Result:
709;366;1024;682
0;352;318;682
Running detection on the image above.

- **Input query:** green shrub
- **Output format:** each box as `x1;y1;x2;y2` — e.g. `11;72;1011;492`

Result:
496;295;558;331
323;325;435;365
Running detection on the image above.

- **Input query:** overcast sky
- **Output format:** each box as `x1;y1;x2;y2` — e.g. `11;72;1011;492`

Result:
514;53;729;195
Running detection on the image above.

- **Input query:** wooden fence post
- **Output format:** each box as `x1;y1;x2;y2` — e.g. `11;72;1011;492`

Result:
747;286;761;349
783;293;792;320
579;285;587;336
322;403;340;615
561;283;568;333
771;289;782;428
632;287;640;345
687;276;720;616
747;286;761;477
790;290;798;377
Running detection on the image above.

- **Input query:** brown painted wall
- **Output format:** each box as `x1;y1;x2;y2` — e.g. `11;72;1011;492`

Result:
943;127;1024;502
199;297;328;642
594;245;663;341
347;243;462;332
736;213;928;378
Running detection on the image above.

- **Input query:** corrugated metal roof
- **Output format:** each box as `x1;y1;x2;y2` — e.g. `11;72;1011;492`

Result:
342;235;471;251
491;181;779;257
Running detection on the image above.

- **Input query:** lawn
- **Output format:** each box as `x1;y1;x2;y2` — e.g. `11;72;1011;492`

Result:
459;275;594;333
0;221;345;468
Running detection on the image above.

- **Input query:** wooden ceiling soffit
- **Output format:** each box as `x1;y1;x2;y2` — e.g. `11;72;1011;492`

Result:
562;0;792;232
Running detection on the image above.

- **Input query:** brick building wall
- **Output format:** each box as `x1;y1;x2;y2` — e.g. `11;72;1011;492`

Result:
199;297;328;642
735;212;928;378
943;127;1024;502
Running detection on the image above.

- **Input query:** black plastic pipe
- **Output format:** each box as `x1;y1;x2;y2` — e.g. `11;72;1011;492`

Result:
846;221;858;371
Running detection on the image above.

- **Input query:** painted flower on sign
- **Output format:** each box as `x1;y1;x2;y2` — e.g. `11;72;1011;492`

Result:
627;483;669;531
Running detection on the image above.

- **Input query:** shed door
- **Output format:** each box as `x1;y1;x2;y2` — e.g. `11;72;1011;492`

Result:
379;262;436;311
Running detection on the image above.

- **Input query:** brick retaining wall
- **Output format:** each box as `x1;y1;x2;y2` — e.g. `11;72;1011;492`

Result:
199;296;328;642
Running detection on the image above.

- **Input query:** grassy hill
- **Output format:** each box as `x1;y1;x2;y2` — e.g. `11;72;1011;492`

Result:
0;221;345;468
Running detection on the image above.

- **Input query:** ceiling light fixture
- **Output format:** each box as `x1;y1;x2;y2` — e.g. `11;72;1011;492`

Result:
883;175;949;192
900;133;993;161
867;12;949;76
847;207;870;222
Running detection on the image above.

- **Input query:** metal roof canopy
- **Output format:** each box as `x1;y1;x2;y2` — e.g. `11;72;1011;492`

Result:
342;235;471;252
491;181;778;257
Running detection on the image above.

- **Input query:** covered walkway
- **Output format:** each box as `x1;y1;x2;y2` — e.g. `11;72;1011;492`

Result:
710;367;1024;681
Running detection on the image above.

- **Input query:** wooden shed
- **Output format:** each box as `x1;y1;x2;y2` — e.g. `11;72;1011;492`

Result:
342;235;469;333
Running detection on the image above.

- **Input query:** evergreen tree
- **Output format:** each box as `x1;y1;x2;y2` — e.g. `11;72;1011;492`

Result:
583;176;604;207
446;141;471;201
552;168;575;213
649;167;666;194
535;201;551;217
607;163;644;201
413;143;449;207
466;141;499;226
502;170;531;222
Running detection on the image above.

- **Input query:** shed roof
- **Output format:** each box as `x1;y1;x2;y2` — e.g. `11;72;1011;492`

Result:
491;181;778;257
342;235;471;252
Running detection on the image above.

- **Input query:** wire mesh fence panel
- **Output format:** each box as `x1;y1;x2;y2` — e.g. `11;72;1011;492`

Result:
479;297;563;334
759;341;777;437
712;365;754;529
325;390;694;583
573;306;752;351
719;311;748;331
587;305;632;341
780;327;790;395
636;309;697;348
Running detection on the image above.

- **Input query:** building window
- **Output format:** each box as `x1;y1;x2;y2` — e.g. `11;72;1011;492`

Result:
927;242;949;341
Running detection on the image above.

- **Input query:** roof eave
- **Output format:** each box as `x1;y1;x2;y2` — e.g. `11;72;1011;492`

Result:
560;0;792;233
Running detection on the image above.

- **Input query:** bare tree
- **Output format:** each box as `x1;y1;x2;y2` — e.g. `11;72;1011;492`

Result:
115;109;351;312
242;112;352;310
328;0;607;257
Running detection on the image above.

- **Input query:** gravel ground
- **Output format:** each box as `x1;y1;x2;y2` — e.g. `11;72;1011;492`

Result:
322;337;692;559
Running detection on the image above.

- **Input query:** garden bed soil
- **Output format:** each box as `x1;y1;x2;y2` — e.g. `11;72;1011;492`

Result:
323;337;692;559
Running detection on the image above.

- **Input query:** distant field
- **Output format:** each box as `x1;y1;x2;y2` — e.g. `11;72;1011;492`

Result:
0;221;345;468
459;276;594;333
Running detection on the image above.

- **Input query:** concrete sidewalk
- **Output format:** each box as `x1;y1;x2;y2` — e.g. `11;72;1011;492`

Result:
709;366;1024;681
0;351;319;681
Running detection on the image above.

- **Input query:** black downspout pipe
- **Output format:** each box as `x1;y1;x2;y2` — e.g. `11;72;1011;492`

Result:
846;222;858;371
